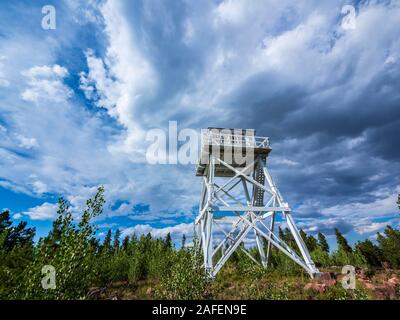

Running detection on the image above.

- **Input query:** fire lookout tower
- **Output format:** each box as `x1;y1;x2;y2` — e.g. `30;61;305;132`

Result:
194;128;319;278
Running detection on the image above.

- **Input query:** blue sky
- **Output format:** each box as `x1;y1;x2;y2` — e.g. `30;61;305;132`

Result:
0;0;399;250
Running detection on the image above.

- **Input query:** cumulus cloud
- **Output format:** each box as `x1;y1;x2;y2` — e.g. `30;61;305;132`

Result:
79;0;158;161
120;222;193;240
21;65;72;103
13;213;22;220
20;202;58;221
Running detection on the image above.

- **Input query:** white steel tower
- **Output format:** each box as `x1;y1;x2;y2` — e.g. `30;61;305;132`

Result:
194;128;320;278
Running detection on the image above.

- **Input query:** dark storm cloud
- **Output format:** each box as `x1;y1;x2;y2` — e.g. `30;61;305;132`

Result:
300;218;354;236
194;3;400;225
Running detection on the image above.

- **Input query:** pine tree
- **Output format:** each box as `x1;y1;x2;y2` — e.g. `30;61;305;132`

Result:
278;227;285;240
299;229;307;242
317;232;329;253
113;229;121;251
377;225;400;268
7;221;35;249
0;211;35;251
307;234;318;252
283;228;295;244
181;234;186;249
355;239;382;267
165;232;172;249
102;229;112;253
42;199;68;251
0;211;12;234
122;236;129;251
89;237;100;254
300;229;318;252
334;228;352;253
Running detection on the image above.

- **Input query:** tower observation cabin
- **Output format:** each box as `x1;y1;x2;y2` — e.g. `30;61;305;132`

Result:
194;128;319;278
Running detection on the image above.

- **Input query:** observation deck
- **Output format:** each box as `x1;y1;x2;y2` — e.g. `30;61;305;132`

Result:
196;128;271;177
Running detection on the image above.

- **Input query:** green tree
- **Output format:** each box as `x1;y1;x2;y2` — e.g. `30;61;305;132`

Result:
122;236;129;251
155;247;209;299
0;211;12;233
17;186;105;299
334;228;352;253
317;232;329;253
300;229;318;252
113;229;121;252
165;232;172;249
181;234;186;249
278;226;285;240
0;211;35;251
355;239;382;267
299;229;307;243
7;221;35;249
377;226;400;268
0;211;36;299
102;229;112;254
310;246;331;267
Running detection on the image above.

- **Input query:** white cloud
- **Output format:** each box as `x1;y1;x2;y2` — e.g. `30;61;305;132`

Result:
21;202;58;221
13;213;22;219
214;0;249;25
354;221;389;235
0;0;399;241
120;222;193;240
21;65;72;103
323;187;400;220
79;0;158;161
31;180;48;194
15;134;39;149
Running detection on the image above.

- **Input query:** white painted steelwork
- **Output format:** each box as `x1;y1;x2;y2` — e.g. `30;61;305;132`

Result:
194;128;320;278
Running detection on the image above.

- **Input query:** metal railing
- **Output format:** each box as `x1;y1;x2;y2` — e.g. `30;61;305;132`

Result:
202;132;270;148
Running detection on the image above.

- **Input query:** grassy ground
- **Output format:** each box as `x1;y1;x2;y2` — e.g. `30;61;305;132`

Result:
95;266;400;300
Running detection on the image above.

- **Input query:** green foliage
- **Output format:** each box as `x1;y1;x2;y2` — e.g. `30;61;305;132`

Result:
181;234;186;249
355;239;382;267
334;228;353;253
300;229;318;252
310;246;331;268
113;229;121;252
102;229;112;254
331;247;367;267
14;186;105;299
0;211;35;299
121;236;129;251
323;283;369;300
377;226;400;268
247;281;291;300
264;250;303;275
2;188;400;300
317;232;329;253
154;247;209;300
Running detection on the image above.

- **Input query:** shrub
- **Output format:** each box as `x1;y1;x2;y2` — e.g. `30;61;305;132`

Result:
154;248;209;300
14;187;105;299
311;247;331;268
